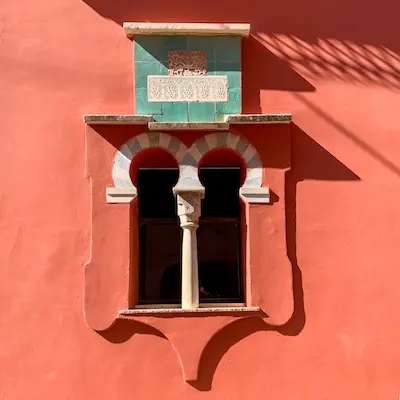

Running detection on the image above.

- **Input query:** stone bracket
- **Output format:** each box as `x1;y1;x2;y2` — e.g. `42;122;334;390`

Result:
240;187;270;204
106;187;137;203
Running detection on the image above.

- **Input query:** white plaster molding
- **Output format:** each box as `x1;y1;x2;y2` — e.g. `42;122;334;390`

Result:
106;187;137;203
108;131;267;205
191;132;263;189
111;132;187;188
124;22;250;38
148;75;228;102
240;187;270;204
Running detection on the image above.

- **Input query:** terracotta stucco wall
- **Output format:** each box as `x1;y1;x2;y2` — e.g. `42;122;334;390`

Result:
0;0;399;398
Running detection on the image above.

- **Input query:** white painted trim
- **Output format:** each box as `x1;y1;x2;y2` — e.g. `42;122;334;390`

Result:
124;22;250;37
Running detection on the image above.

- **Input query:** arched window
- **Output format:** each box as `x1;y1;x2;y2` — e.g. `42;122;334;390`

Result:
197;149;245;304
135;149;181;305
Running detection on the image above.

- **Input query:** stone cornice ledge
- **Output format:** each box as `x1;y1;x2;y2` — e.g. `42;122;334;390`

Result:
240;187;270;204
225;114;292;124
124;22;250;38
84;115;154;125
119;306;261;317
148;122;229;131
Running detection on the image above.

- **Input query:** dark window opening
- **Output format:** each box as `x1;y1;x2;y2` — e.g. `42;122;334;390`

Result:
198;167;243;303
138;168;181;304
138;166;244;305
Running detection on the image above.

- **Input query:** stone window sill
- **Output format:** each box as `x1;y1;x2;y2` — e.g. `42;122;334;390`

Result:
119;306;261;317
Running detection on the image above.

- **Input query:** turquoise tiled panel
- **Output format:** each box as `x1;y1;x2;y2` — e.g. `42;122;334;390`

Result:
134;61;162;88
216;88;241;117
161;102;188;122
214;36;241;62
188;103;215;122
134;35;242;121
135;88;162;115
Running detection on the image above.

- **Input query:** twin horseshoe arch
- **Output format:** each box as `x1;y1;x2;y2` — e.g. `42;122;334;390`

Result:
112;132;263;192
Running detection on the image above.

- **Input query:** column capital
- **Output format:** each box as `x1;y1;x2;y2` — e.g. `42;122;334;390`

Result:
173;188;205;227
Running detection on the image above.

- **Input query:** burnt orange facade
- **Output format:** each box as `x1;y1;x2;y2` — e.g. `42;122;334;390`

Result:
1;0;399;398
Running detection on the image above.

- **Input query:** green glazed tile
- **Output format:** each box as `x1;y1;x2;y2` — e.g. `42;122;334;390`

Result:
214;61;240;72
214;36;241;62
134;61;162;88
188;102;216;122
216;88;241;115
207;60;215;75
214;62;241;88
187;36;215;61
160;61;168;75
134;37;161;62
135;87;162;115
161;102;188;122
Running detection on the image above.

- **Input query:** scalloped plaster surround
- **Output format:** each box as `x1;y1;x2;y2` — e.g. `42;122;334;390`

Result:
85;125;293;383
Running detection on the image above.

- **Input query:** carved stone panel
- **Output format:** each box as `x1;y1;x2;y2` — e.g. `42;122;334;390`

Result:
148;76;228;102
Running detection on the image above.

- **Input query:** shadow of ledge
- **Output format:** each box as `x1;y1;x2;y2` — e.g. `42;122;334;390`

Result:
97;307;303;390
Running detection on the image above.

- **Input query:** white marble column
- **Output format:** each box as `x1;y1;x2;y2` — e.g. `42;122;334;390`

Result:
174;189;204;310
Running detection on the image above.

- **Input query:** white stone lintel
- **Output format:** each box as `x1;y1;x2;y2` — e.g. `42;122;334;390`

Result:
124;22;250;38
106;187;137;203
84;115;154;125
225;114;292;124
240;187;270;204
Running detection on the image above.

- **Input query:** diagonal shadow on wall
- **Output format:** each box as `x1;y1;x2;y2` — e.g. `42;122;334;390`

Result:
80;0;400;91
188;125;360;391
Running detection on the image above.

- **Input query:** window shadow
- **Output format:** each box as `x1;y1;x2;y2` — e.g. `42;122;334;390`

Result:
189;125;360;391
242;36;316;113
80;0;400;92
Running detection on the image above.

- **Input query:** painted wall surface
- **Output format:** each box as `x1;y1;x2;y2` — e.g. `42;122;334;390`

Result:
0;0;399;398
